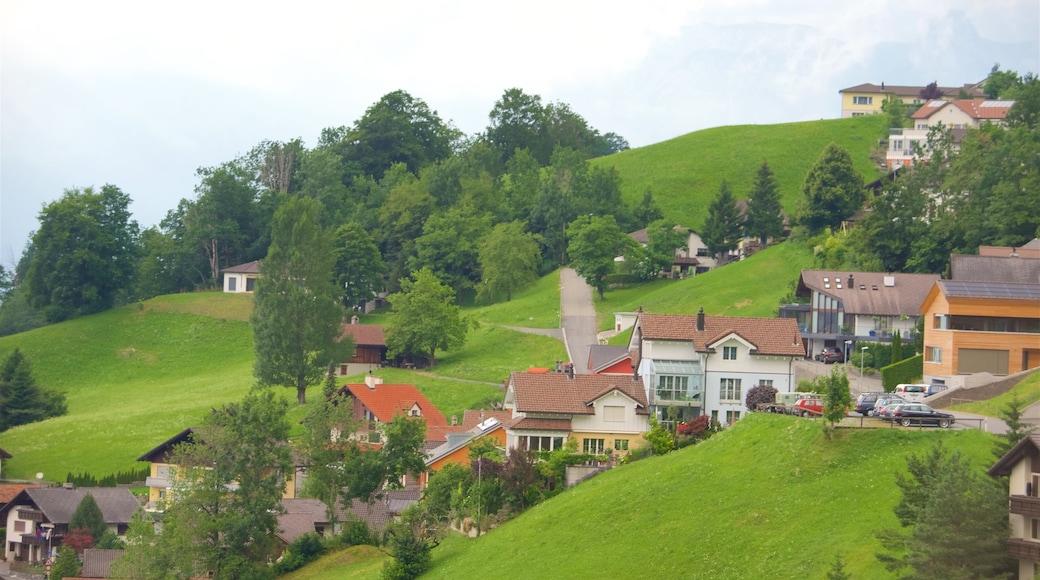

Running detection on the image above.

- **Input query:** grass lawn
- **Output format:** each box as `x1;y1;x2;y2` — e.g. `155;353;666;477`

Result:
280;545;388;580
948;371;1040;417
464;270;561;329
424;413;997;579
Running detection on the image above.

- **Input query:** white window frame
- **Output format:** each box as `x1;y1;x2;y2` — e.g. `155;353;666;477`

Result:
719;378;742;402
723;346;737;360
583;438;605;454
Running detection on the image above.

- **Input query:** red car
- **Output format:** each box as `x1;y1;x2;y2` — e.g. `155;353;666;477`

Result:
793;398;825;417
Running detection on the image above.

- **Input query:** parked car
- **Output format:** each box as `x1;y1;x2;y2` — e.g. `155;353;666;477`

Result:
889;403;955;428
874;396;909;420
924;384;948;397
793;397;825;417
814;347;843;364
894;383;928;402
854;392;886;416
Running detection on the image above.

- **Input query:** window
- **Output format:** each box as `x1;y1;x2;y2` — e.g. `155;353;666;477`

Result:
720;378;742;402
925;346;941;363
853;96;873;105
696;247;710;257
758;379;774;389
1032;518;1039;540
604;405;625;422
726;410;741;424
368;431;381;443
614;439;629;451
519;436;564;451
851;112;865;117
723;346;737;360
583;438;605;454
14;521;25;533
339;364;348;375
711;410;719;422
656;375;690;401
892;140;902;150
245;277;255;292
933;314;948;330
916;123;928;130
227;277;237;291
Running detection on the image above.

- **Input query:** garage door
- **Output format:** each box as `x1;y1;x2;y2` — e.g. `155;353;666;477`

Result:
957;348;1009;375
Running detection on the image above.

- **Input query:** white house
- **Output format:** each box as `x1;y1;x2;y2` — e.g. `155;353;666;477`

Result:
221;260;260;293
628;308;804;426
887;99;1014;169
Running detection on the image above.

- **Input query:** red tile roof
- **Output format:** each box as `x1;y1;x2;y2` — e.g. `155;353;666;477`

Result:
508;417;573;431
637;313;804;356
338;323;385;346
911;99;1013;120
0;484;34;505
508;372;648;415
341;383;447;427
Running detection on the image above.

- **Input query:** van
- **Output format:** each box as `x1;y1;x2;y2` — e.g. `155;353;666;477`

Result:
894;383;928;402
924;384;948;397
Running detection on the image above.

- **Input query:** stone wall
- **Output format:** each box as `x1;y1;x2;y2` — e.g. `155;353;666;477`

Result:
927;367;1039;409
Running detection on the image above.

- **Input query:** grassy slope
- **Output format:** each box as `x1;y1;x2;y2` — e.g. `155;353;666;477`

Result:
593;115;887;231
949;371;1040;416
426;413;997;579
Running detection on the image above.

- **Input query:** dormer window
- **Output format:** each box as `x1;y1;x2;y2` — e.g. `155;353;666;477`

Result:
723;346;737;360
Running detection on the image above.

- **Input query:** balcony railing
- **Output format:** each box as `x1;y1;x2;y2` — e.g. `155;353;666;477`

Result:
1010;495;1040;517
1007;538;1040;561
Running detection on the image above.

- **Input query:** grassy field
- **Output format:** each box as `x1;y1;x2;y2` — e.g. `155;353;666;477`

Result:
463;270;561;329
424;413;997;579
280;545;388;580
594;115;887;231
949;370;1040;416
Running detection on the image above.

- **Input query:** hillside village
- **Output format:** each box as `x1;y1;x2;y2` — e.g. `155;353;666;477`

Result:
0;72;1039;580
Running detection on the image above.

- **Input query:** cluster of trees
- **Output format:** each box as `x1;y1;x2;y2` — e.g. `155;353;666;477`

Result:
698;161;787;262
0;348;66;432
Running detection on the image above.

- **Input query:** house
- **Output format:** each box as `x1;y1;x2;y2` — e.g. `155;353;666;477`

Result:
0;485;35;515
503;369;649;456
838;82;984;117
422;411;510;487
77;548;125;579
780;270;941;358
587;345;634;375
0;486;139;563
628;226;718;277
629;309;804;426
277;498;331;546
988;431;1040;579
220;260;260;293
887;99;1013;168
336;317;387;376
950;239;1040;284
978;239;1040;260
920;280;1040;388
333;376;448;447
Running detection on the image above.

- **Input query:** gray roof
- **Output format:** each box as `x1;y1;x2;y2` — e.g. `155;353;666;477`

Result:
798;270;941;316
81;549;125;578
587;345;632;373
220;260;261;274
937;280;1040;301
13;487;139;525
0;447;10;459
989;431;1040;476
277;498;329;544
950;255;1040;284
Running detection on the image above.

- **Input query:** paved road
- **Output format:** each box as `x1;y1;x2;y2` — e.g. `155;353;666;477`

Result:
559;269;598;374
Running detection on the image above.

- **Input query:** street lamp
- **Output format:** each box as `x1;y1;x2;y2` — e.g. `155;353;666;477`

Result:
844;340;852;364
859;347;868;389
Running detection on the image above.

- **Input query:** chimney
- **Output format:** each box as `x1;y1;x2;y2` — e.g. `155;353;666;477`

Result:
451;415;458;426
565;362;575;380
351;315;359;325
364;373;382;389
847;274;854;287
696;307;705;332
881;81;885;91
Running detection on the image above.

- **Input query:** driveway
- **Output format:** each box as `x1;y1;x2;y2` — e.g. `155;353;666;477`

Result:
559;268;598;374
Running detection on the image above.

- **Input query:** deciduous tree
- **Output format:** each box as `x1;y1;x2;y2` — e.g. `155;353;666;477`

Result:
822;366;851;430
332;222;386;310
566;214;630;300
384;268;474;366
408;206;491;300
477;221;541;303
252;197;347;404
796;143;865;234
639;220;686;280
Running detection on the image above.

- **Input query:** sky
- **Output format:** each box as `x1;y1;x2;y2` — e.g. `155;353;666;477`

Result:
2;0;1038;267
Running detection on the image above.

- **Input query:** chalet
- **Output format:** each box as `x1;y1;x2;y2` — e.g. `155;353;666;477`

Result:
988;431;1040;579
333;376;448;448
337;317;387;376
422;411;510;487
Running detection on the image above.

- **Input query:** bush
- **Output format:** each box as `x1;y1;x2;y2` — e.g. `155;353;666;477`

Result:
342;520;376;547
881;355;923;392
745;384;779;411
273;532;326;574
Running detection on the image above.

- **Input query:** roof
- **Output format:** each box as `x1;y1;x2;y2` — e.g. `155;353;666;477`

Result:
459;410;513;431
0;487;139;526
628;225;689;245
338;323;386;346
0;447;10;459
80;549;125;578
636;313;804;356
507;417;573;431
0;484;35;505
425;416;507;466
339;383;447;427
910;99;1013;120
587;345;633;373
220;260;261;274
950;255;1040;285
798;270;941;316
988;431;1040;477
277;498;329;544
934;280;1040;301
507;372;648;416
839;83;985;97
137;428;195;462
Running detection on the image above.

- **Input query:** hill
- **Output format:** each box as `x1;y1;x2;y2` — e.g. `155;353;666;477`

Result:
425;413;997;579
594;115;887;231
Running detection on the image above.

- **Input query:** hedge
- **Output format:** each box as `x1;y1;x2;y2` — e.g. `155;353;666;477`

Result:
881;354;923;392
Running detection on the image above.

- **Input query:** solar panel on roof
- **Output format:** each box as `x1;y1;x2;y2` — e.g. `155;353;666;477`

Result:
940;281;1040;300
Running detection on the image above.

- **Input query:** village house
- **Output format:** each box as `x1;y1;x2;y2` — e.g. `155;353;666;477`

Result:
988;431;1040;580
220;260;260;293
886;98;1013;169
422;410;511;487
336;317;387;376
838;81;984;117
332;376;450;448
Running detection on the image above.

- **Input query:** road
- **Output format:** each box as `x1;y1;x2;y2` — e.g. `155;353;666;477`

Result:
559;269;598;374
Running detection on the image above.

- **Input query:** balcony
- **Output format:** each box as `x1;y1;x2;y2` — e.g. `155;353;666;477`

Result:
145;476;171;489
1010;495;1040;518
1007;538;1040;561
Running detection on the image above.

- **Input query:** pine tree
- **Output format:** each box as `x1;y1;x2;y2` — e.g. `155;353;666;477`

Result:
701;181;743;263
995;392;1037;459
744;162;785;244
49;546;81;580
633;188;663;228
890;332;903;365
69;493;107;544
0;348;64;431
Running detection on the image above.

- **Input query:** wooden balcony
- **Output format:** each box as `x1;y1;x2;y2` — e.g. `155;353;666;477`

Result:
1007;538;1040;561
1010;495;1040;518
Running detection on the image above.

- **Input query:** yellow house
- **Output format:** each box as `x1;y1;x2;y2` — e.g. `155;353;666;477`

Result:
920;280;1040;388
838;82;984;117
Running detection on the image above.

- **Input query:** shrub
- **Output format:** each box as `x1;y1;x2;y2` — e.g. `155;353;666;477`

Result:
881;355;923;392
745;384;778;411
272;532;326;574
342;520;376;547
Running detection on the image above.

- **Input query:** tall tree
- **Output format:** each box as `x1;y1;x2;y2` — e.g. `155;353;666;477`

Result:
332;222;386;311
566;214;630;300
27;185;139;322
641;220;686;279
252;197;347;404
384;267;474;367
983;64;1023;99
184;162;262;284
477;221;541;303
701;181;743;263
408;206;491;300
69;493;108;544
796;143;865;234
633;188;664;228
487;88;548;165
743;162;785;244
994;393;1037;459
0;348;66;432
157;389;293;580
822;366;851;431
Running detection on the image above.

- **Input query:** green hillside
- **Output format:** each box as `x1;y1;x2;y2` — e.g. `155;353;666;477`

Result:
425;413;997;579
594;115;887;230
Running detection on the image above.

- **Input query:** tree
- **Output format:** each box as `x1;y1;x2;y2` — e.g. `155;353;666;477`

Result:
486;88;549;165
0;348;66;432
701;181;743;263
183;162;262;285
877;442;1013;578
745;383;778;412
384;268;475;366
332;222;386;310
796;143;865;234
158;389;293;580
822;366;851;430
27;184;140;322
477;221;541;303
881;96;908;130
983;64;1022;99
108;511;157;580
408;206;491;300
639;220;686;280
381;504;440;580
919;81;944;101
69;494;107;544
994;392;1037;459
1005;72;1040;130
566;214;629;300
633;188;664;228
252;197;347;405
890;332;903;365
826;554;851;580
49;545;81;580
643;416;675;455
743;162;785;245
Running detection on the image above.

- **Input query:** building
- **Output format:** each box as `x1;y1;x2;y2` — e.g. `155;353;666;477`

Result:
886;99;1014;169
587;345;634;375
333;376;448;447
988;431;1040;580
629;309;804;426
920;280;1040;388
838;82;984;118
220;260;260;293
781;270;940;358
336;317;387;376
628;226;719;278
422;413;510;487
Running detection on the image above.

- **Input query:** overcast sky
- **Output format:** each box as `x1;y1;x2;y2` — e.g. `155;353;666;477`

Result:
2;0;1038;267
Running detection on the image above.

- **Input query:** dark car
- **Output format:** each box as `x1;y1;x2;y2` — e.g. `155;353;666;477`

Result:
889;403;955;428
814;347;843;364
854;392;886;416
